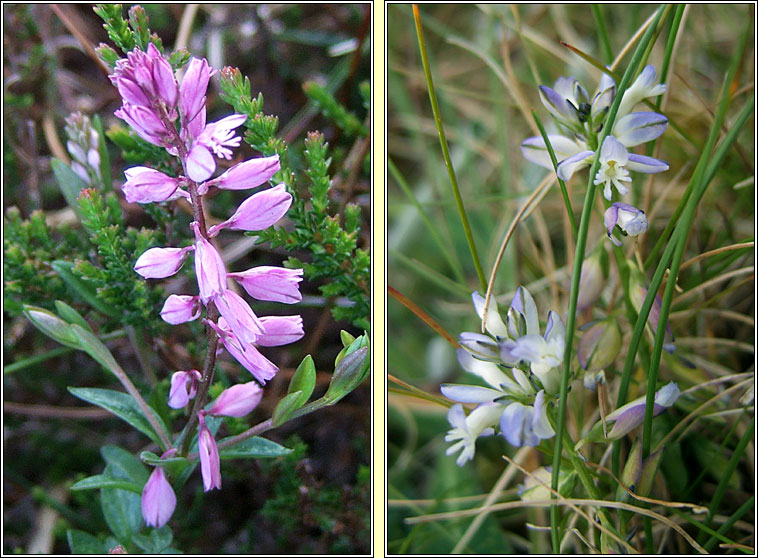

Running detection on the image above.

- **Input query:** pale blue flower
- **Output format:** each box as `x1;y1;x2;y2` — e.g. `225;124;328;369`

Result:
605;382;679;439
444;403;502;466
500;390;554;447
604;202;648;246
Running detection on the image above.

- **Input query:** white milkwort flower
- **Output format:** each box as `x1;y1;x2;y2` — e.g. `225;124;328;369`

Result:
500;390;555;447
616;65;667;120
444;403;502;466
604;202;648;246
594;136;632;199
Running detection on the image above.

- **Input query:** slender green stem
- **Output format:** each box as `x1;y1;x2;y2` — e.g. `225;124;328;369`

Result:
656;4;686;112
549;6;666;551
532;111;578;237
412;4;487;293
697;419;754;542
641;27;752;459
703;496;754;552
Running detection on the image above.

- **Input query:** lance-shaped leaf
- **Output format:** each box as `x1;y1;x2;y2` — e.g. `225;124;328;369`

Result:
69;387;168;447
217;436;292;459
23;305;80;349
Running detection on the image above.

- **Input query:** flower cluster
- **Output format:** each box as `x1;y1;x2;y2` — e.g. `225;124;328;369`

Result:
112;43;304;527
442;287;564;465
522;65;670;246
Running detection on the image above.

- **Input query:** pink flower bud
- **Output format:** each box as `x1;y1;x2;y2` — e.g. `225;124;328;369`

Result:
179;57;213;140
134;246;193;279
160;294;201;325
207;382;263;417
214;290;263;346
206;155;281;191
191;222;227;303
207;318;279;384
123;166;189;204
141;466;176;528
147;43;179;109
168;370;201;409
115;104;168;147
207;184;291;236
257;315;304;347
228;266;303;304
198;412;222;491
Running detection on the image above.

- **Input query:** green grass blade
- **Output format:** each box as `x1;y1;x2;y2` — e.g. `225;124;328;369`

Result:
412;5;487;292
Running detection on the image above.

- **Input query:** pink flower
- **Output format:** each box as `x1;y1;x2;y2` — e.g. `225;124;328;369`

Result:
207;382;263;417
184;114;247;182
202;155;281;193
168;370;201;409
122;166;189;204
141;464;176;528
134;246;194;279
257;315;304;347
214;289;263;346
207;318;279;384
160;294;201;325
111;43;178;110
191;222;227;303
207;184;291;236
228;266;303;304
198;412;221;491
115;104;170;147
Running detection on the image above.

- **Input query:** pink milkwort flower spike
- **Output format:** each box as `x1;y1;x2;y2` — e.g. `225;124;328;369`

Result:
207;184;292;236
168;370;202;409
228;266;303;304
197;412;222;491
160;294;201;325
123;166;189;204
206;318;279;384
207;382;264;417
191;221;227;303
134;246;194;279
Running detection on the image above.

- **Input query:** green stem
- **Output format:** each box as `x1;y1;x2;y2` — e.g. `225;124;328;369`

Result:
549;6;667;551
412;4;488;293
532;111;578;237
703;496;754;552
590;5;613;65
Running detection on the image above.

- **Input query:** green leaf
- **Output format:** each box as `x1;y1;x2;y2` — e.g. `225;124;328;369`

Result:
51;158;87;220
71;474;142;493
272;391;304;427
101;481;141;544
69;387;167;447
51;260;119;318
68;323;122;375
218;436;292;459
132;526;173;554
55;300;93;332
23;305;80;349
101;445;149;485
140;451;190;480
67;529;106;554
288;355;316;405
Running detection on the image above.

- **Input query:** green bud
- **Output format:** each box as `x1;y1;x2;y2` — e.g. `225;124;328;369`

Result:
617;438;643;502
324;345;369;405
577;319;622;371
23;305;80;349
340;330;357;348
638;447;664;497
